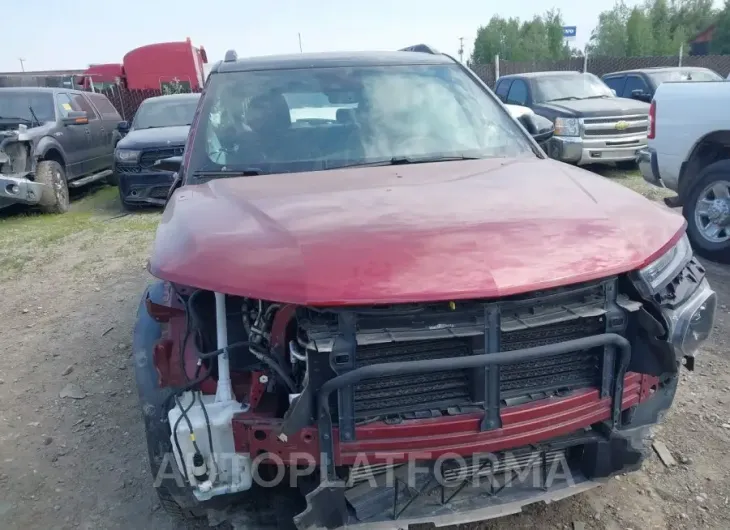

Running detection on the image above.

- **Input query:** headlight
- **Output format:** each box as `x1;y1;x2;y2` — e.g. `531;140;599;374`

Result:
115;149;141;162
664;279;716;360
554;117;580;137
631;233;693;297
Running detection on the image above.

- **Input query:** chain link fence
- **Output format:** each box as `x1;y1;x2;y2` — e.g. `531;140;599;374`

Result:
472;54;730;88
95;86;203;121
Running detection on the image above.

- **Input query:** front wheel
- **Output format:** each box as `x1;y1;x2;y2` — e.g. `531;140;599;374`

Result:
683;160;730;264
35;160;70;214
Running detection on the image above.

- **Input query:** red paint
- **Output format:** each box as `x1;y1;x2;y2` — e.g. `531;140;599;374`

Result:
232;373;642;465
150;158;685;305
80;38;207;91
248;371;267;409
123;39;207;90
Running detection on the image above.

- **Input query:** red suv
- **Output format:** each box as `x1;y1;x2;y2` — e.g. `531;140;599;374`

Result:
133;45;716;529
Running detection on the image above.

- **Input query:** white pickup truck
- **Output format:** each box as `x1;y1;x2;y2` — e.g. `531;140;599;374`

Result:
638;81;730;263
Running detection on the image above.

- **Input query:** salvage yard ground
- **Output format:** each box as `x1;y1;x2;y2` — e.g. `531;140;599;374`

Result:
1;169;729;530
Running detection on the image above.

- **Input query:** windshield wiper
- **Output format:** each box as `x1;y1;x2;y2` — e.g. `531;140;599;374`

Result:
193;169;264;179
581;95;612;99
337;154;485;169
547;97;580;102
28;106;42;127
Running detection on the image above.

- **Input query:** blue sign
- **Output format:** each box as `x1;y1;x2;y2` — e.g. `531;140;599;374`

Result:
563;26;577;38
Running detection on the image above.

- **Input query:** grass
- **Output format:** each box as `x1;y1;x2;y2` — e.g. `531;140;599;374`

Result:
588;165;677;202
0;185;161;281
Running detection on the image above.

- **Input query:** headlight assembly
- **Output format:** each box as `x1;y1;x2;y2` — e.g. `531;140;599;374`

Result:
115;149;141;163
553;117;580;137
631;233;693;297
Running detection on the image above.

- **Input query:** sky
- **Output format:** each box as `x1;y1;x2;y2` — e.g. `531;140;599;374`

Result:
0;0;710;72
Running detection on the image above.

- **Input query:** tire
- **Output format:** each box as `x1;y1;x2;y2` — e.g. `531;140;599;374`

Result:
683;160;730;264
615;160;637;170
274;490;307;530
35;160;69;214
107;172;119;187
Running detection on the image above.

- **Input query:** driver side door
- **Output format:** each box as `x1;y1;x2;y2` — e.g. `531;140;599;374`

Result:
54;93;91;179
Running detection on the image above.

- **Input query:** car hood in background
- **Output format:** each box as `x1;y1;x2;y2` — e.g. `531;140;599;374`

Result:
534;97;650;118
116;125;191;150
149;158;684;305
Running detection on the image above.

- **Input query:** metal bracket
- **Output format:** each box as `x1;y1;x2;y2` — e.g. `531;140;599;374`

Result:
481;305;502;431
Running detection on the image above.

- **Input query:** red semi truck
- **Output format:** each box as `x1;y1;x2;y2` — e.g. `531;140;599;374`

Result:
81;38;208;92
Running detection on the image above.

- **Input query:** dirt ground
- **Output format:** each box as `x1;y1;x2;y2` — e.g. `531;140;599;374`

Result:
1;172;729;530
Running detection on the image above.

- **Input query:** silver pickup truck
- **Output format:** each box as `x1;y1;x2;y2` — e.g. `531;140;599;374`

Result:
494;71;650;167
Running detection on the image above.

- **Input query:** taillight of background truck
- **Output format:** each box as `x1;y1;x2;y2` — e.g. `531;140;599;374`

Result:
648;100;656;139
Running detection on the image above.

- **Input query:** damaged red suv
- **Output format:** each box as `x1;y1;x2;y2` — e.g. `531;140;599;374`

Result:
134;45;717;529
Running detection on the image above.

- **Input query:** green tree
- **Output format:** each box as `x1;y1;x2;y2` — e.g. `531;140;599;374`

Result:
470;10;570;63
588;1;630;56
670;0;715;38
712;0;730;54
626;7;655;56
650;0;675;55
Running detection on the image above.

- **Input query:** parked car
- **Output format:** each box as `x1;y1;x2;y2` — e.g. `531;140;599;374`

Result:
638;79;730;262
602;67;723;103
0;87;122;213
493;71;650;167
134;47;716;530
113;93;200;209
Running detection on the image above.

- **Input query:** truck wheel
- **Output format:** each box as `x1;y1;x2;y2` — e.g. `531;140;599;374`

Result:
35;160;70;214
107;172;119;187
683;160;730;264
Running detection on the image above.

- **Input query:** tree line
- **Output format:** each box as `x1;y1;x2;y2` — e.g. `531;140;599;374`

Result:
471;0;730;64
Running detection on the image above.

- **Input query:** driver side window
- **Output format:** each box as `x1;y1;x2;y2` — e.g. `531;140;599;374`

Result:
56;93;76;118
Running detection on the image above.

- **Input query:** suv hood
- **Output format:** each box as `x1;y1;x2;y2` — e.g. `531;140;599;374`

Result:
149;158;684;305
116;125;190;149
534;97;650;117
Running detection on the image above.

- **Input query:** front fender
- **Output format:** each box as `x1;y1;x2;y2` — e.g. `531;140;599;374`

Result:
35;136;68;166
133;281;199;509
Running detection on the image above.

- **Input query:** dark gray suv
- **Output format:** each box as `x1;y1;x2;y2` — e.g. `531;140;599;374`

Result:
0;87;123;213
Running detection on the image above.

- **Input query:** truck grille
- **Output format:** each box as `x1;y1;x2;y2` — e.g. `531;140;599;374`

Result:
581;115;648;139
139;146;185;169
352;317;604;420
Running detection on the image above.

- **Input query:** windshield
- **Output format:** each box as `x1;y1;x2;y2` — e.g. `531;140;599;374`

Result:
648;69;722;84
533;74;614;103
132;96;200;129
0;92;55;125
189;63;535;177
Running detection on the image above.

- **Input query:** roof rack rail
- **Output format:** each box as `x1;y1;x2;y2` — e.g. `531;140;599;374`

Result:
399;44;440;55
224;49;238;62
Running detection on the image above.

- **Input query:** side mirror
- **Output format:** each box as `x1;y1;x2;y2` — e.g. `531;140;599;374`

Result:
631;89;651;102
518;114;555;144
117;121;130;133
62;111;89;126
153;156;182;173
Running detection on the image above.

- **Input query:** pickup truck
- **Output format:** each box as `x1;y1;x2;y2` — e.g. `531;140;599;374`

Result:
494;71;650;167
638;80;730;263
602;67;723;103
0;87;122;213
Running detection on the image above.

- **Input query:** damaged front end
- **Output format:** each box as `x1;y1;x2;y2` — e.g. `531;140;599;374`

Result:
0;125;41;208
139;232;716;529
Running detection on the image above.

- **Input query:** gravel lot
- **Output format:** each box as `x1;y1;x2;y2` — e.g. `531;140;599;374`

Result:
0;172;728;530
